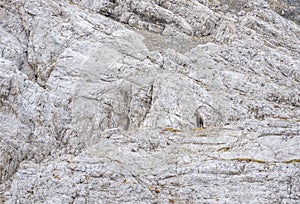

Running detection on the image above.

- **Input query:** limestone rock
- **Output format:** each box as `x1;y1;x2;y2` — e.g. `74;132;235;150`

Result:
1;0;300;203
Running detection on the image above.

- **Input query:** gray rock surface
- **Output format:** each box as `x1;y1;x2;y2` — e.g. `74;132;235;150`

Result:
0;0;300;203
267;0;300;24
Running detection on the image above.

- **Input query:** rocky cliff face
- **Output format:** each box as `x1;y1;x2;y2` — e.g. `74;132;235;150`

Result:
1;0;300;203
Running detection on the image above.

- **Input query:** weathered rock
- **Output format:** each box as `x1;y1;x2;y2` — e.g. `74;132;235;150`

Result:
267;0;300;25
0;0;300;203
